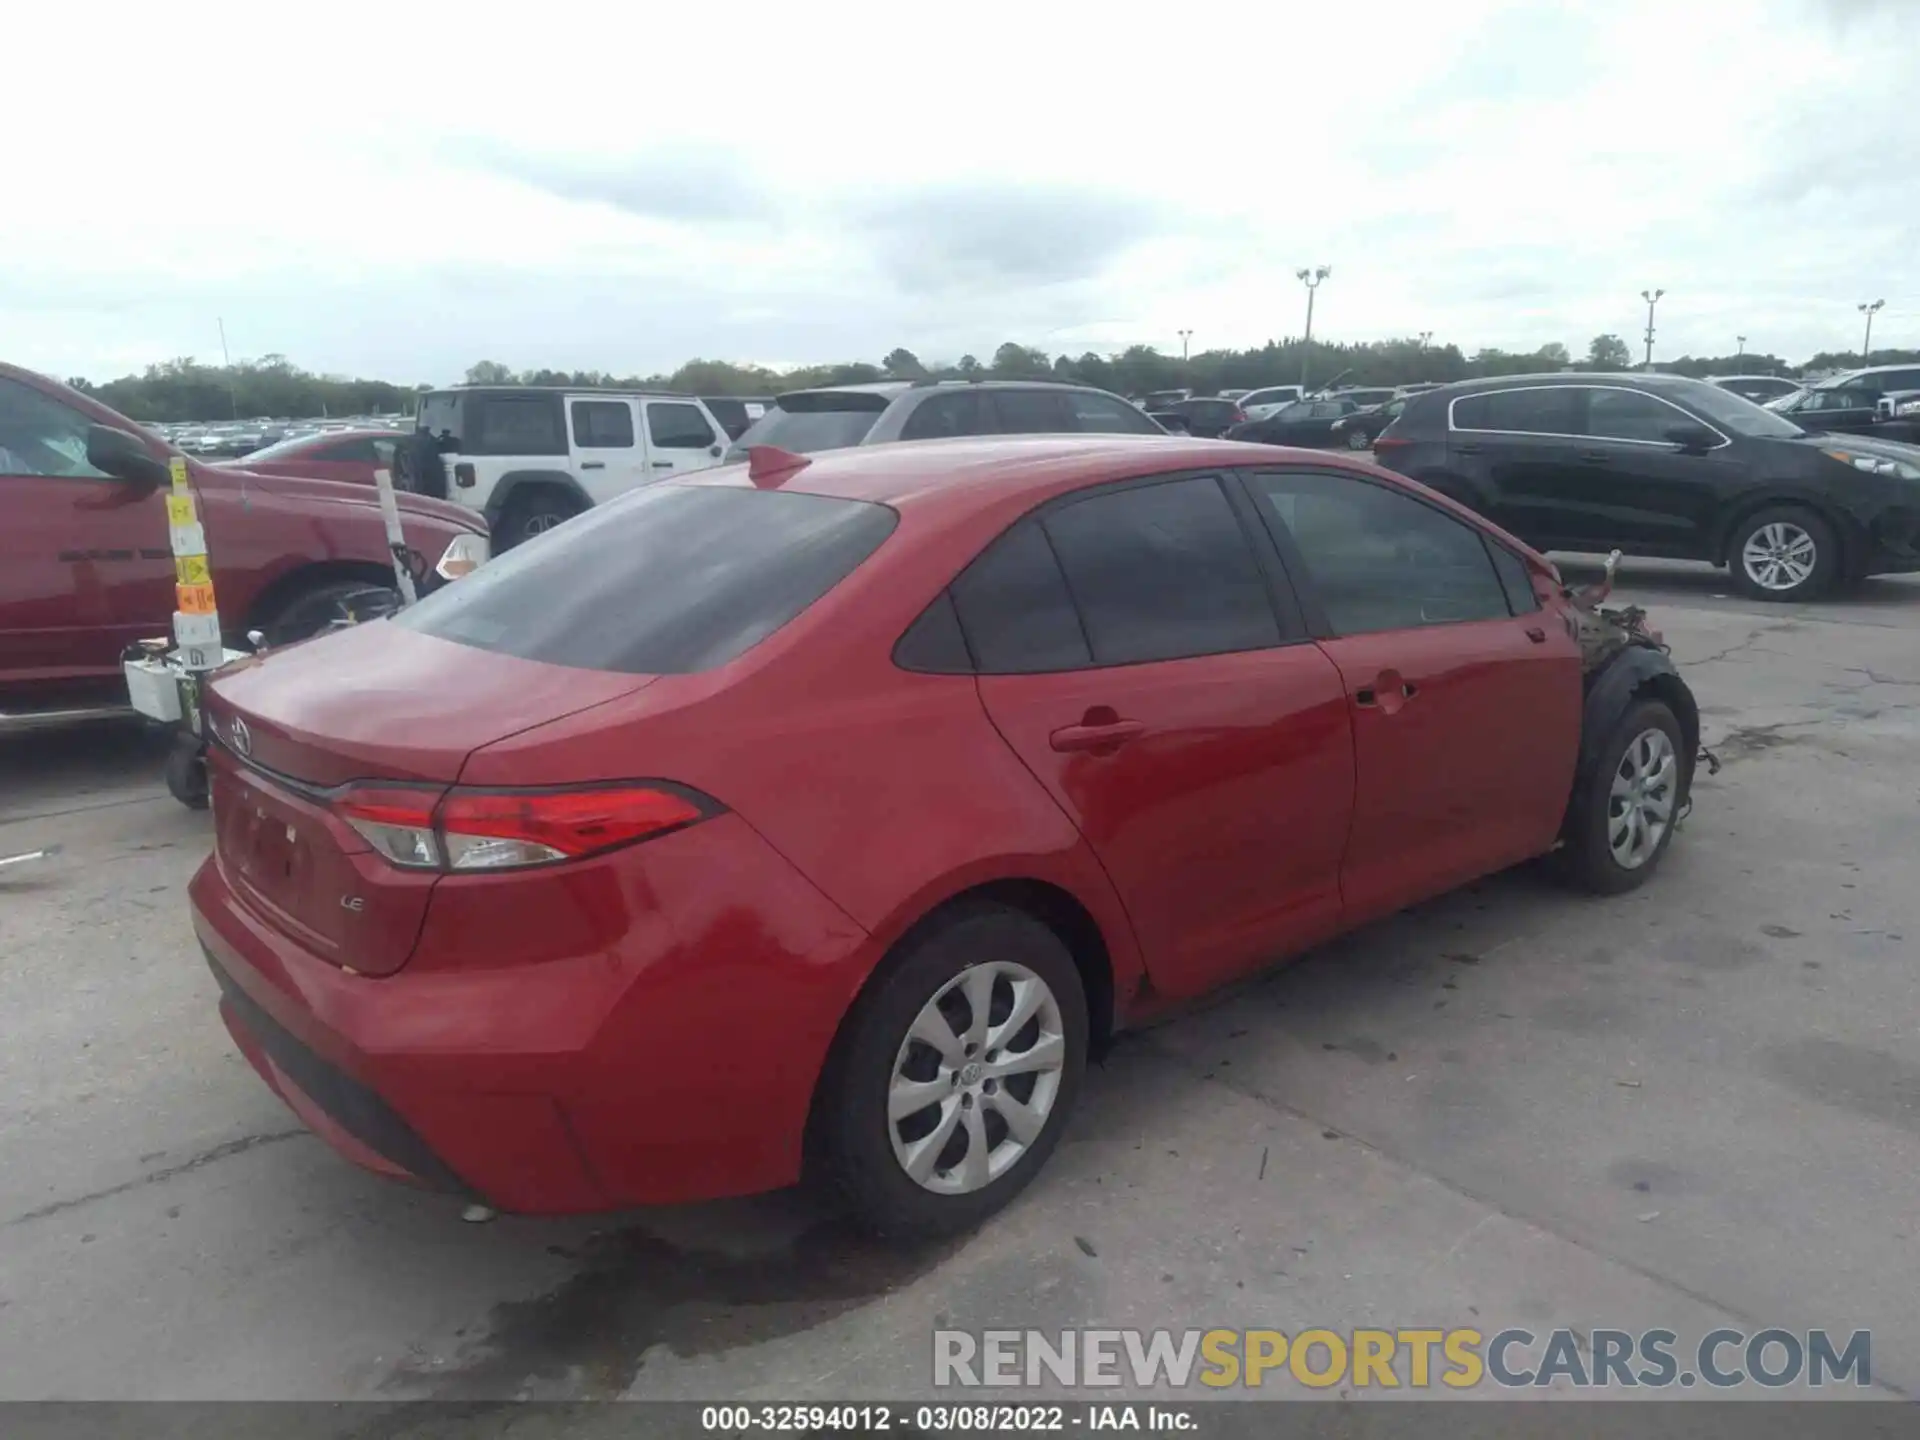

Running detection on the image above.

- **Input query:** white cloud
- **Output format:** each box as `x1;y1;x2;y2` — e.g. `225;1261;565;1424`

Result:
4;0;1912;382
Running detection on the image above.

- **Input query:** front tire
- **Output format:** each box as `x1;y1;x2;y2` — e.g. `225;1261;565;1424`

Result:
496;490;585;551
1345;428;1371;451
1729;505;1837;602
816;905;1088;1238
1559;699;1685;894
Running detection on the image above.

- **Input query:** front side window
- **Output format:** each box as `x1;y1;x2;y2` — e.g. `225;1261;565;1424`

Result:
0;378;112;479
1585;388;1689;443
571;400;635;449
1248;469;1512;635
647;402;717;450
1041;476;1282;666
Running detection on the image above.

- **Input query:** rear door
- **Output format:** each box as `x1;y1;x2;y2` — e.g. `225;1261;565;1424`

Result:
643;400;725;476
1448;386;1586;547
962;474;1355;1000
1240;466;1580;922
0;375;175;685
567;396;647;502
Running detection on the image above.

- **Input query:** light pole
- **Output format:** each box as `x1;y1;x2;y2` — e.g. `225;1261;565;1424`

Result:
1296;266;1330;390
1177;329;1192;363
1859;300;1885;365
1736;334;1746;366
217;317;239;418
1640;288;1664;369
1417;330;1432;350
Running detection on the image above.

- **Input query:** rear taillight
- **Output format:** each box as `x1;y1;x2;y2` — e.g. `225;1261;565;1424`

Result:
332;783;713;872
1373;435;1412;452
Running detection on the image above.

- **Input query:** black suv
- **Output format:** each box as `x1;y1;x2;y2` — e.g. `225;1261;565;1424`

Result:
1373;372;1920;601
726;380;1166;458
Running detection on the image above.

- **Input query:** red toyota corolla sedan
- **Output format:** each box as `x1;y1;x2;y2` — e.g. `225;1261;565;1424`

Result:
218;428;406;487
189;435;1699;1236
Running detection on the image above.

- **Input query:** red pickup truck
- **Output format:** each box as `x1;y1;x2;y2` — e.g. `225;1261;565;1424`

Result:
0;364;489;729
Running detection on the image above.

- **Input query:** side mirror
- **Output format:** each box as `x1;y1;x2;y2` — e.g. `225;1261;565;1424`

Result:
86;425;172;489
1664;423;1718;453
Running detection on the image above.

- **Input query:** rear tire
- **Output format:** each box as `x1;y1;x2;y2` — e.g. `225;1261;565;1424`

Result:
816;904;1088;1239
1558;699;1685;895
1345;428;1371;451
165;736;209;810
496;489;585;551
1728;505;1837;602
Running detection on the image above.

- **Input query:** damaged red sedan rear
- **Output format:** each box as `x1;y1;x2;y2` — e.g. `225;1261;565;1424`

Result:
189;435;1698;1236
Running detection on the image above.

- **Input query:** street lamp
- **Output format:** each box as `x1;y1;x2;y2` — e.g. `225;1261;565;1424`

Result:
1735;335;1746;366
1640;289;1664;369
1296;266;1331;389
1859;300;1885;365
1417;330;1432;350
1177;329;1193;363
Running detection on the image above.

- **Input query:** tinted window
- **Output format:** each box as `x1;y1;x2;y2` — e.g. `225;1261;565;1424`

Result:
1451;388;1581;435
991;390;1071;434
1275;402;1313;423
1486;541;1539;614
702;398;751;440
395;485;895;674
1585;388;1687;443
1245;389;1299;408
648;402;716;449
0;378;112;478
1042;477;1282;665
1312;402;1351;419
900;391;990;441
316;436;381;464
950;520;1091;673
475;396;565;456
728;403;881;456
894;591;973;673
572;399;635;448
1879;368;1920;390
417;392;463;446
1249;470;1510;635
1062;390;1161;434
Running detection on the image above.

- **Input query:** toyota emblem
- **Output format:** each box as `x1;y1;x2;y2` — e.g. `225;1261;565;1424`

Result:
229;715;252;757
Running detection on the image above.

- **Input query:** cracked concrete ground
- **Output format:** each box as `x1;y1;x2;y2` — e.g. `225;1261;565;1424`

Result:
1;559;1915;1411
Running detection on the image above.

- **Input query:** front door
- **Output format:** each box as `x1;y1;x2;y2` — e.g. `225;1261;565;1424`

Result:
643;400;724;478
1569;387;1736;557
1241;466;1582;922
0;377;175;689
955;476;1355;1000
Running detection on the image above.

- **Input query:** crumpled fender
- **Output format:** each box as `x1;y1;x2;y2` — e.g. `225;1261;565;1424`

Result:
1566;645;1702;837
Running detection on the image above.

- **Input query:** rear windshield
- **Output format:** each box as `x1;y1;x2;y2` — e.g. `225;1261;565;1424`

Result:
726;398;885;458
393;484;897;674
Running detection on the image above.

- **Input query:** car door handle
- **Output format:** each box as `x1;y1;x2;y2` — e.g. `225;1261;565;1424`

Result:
1354;680;1417;709
580;461;605;470
1049;720;1145;753
1452;443;1482;455
1526;625;1548;643
651;460;675;468
1578;451;1611;463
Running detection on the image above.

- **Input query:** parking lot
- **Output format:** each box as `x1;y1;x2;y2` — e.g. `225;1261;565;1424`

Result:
3;557;1917;1406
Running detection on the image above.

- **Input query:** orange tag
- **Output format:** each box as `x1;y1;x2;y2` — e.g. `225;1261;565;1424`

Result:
176;582;219;615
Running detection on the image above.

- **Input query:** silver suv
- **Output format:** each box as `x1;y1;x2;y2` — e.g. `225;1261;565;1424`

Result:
725;380;1167;458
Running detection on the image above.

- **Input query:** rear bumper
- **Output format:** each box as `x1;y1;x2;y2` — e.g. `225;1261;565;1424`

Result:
189;811;875;1214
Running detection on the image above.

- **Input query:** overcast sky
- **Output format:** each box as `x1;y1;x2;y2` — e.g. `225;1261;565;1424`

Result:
7;0;1913;384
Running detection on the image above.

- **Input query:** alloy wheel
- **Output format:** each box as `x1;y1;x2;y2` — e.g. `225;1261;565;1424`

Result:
1608;727;1677;870
888;961;1067;1195
1740;521;1817;592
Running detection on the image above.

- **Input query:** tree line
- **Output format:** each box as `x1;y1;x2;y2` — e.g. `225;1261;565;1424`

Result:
67;336;1920;423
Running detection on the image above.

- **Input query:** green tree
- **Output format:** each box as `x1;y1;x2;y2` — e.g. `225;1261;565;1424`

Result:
465;360;517;384
882;348;927;379
955;354;982;377
1586;334;1633;371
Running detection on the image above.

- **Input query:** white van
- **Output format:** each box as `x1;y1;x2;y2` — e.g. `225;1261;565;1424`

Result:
404;387;731;550
1239;385;1307;421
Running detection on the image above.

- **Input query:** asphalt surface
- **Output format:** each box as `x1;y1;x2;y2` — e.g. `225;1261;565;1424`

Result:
2;558;1917;1412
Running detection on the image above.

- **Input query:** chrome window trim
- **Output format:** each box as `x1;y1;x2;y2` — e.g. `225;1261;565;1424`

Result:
1446;383;1732;451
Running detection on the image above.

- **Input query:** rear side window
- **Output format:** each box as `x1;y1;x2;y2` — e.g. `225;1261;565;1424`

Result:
648;402;716;450
901;391;990;440
571;400;635;448
1063;391;1162;434
951;521;1091;673
394;485;896;674
1247;469;1511;635
991;390;1072;434
1451;388;1580;436
1043;477;1281;666
473;396;566;456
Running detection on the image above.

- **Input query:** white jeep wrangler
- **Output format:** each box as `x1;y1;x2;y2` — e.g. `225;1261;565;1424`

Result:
399;387;731;550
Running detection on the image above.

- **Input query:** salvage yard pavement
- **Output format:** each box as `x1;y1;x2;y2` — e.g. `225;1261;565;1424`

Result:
1;560;1916;1404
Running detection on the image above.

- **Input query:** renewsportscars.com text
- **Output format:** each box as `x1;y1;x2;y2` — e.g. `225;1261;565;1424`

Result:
933;1327;1871;1391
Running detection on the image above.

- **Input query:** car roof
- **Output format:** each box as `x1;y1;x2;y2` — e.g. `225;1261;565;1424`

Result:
1412;371;1715;400
685;434;1374;511
775;380;1123;404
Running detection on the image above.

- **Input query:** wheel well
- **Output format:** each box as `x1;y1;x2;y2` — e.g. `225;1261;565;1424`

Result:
800;877;1119;1174
1633;672;1700;784
1713;494;1851;570
240;560;395;635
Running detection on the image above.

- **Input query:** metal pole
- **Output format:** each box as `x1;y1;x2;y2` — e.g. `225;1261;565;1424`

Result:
1859;300;1884;365
1178;329;1192;362
1296;267;1329;391
217;318;239;418
1640;289;1664;369
1736;335;1746;365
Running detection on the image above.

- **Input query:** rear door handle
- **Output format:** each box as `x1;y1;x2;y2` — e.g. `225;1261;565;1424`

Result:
1578;451;1611;463
1354;679;1417;709
1452;443;1482;455
1526;625;1548;643
580;461;605;470
651;460;675;469
1049;720;1145;753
